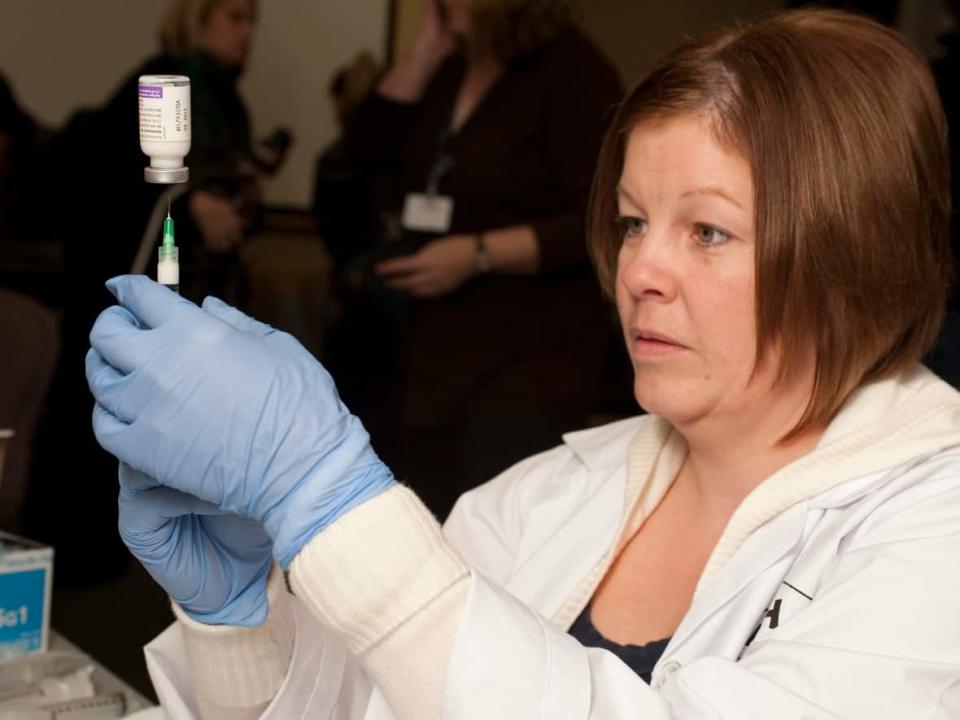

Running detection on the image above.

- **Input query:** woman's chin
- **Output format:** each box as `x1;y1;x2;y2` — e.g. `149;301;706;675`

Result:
633;378;702;426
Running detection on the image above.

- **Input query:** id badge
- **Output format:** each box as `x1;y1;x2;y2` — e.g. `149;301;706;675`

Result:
401;193;454;233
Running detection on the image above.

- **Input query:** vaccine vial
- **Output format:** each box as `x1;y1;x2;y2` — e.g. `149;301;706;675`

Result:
139;75;191;184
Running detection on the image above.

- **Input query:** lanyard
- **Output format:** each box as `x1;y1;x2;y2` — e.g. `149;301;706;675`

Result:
425;112;456;196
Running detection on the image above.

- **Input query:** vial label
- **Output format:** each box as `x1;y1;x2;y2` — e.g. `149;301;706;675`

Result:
139;84;191;143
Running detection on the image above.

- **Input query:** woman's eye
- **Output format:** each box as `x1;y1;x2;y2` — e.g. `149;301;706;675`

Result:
694;224;731;247
617;216;647;239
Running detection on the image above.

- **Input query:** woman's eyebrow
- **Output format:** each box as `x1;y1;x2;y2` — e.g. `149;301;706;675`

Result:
680;186;745;210
616;185;643;210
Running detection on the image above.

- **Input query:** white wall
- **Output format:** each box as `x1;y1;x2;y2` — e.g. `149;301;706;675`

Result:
0;2;166;125
242;2;389;206
0;1;389;207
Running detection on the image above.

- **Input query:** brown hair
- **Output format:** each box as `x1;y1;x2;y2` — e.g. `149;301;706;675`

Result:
588;9;951;437
470;0;581;64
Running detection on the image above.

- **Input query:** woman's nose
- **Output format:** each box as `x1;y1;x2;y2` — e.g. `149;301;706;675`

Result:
617;233;678;302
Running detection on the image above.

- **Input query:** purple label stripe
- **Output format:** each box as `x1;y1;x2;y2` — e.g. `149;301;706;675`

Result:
139;86;163;98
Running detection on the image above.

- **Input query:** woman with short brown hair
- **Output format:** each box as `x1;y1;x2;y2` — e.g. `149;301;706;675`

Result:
89;9;960;719
589;8;951;437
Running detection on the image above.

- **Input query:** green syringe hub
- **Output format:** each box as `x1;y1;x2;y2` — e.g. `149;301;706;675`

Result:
159;215;177;261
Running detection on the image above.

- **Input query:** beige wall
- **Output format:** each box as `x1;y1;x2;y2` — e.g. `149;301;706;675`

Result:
394;0;427;61
241;2;389;206
580;0;784;89
0;2;166;126
0;1;390;207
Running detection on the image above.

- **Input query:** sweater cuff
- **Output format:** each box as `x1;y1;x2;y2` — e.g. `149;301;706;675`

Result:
289;484;469;654
173;566;295;709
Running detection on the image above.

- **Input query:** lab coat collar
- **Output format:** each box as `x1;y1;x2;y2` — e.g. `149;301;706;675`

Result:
560;365;960;478
552;366;960;639
816;364;960;448
561;415;647;470
699;364;960;584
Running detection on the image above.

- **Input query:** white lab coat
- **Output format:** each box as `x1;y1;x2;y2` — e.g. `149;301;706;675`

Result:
146;366;960;718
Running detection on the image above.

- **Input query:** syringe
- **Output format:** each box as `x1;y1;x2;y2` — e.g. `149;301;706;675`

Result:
157;191;179;293
139;74;189;292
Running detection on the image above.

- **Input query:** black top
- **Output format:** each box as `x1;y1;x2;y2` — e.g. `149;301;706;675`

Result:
568;604;672;684
342;27;623;427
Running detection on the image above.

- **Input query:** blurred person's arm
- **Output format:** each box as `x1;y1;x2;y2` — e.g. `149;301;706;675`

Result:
376;226;538;298
481;225;539;274
378;0;454;103
340;0;454;168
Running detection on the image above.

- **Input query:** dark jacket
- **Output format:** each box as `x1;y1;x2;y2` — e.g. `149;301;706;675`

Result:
343;27;623;430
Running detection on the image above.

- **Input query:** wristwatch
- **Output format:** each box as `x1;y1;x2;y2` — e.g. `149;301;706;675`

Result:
475;233;492;274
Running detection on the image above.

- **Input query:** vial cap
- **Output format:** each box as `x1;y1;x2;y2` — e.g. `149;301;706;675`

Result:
145;166;189;184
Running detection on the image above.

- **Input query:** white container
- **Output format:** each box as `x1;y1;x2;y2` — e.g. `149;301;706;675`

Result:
138;74;191;184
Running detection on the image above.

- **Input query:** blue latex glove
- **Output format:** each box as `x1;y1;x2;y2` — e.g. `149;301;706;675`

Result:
118;463;272;627
87;276;395;568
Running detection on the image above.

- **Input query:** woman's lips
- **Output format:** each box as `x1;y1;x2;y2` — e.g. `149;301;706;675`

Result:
630;330;686;360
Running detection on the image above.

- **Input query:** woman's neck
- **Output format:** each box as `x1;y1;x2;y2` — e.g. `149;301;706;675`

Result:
674;389;827;523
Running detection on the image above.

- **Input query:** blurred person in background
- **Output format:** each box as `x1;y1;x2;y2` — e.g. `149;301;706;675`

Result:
331;0;622;519
0;78;57;532
0;289;57;535
313;52;383;270
0;74;42;247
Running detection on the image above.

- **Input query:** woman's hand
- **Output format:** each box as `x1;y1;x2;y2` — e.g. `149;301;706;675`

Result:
118;464;273;627
188;190;244;253
411;0;456;67
375;235;478;298
86;276;395;568
378;1;454;102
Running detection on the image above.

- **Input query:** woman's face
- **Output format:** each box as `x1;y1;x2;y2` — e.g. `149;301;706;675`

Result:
200;0;256;69
615;114;794;430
